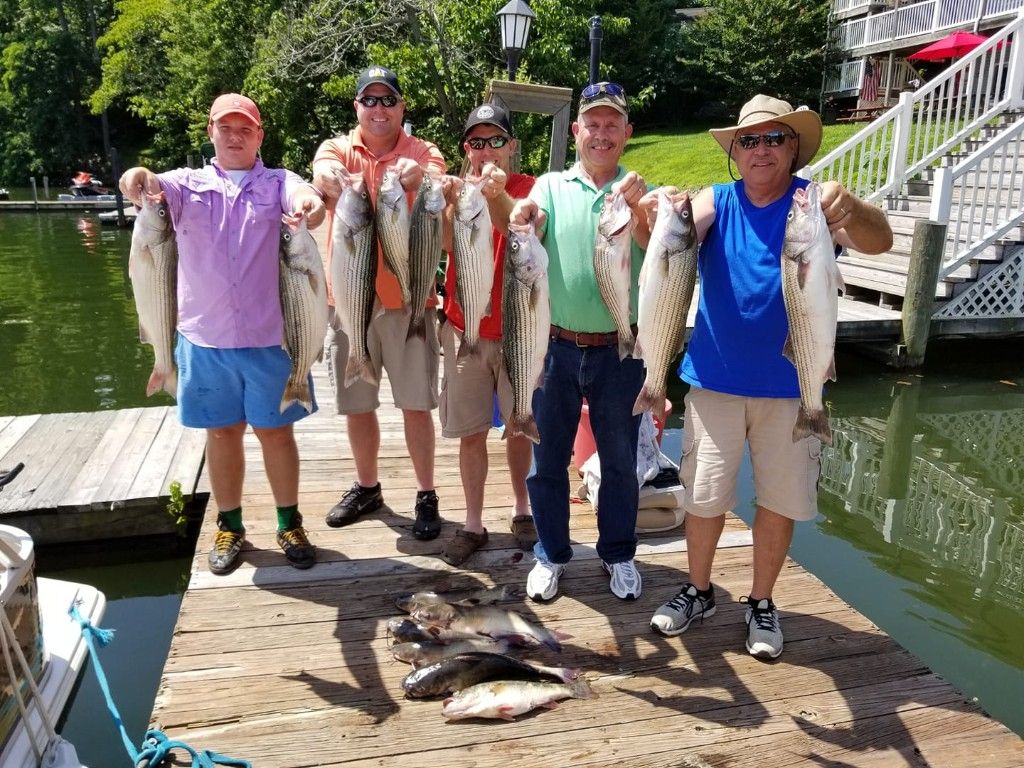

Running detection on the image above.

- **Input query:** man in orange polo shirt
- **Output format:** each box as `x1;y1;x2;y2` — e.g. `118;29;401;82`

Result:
312;66;448;539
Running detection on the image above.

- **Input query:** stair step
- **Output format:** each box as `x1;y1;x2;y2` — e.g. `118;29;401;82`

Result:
837;261;954;299
839;251;976;280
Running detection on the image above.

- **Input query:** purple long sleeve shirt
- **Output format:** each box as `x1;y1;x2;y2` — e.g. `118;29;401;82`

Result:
158;159;309;349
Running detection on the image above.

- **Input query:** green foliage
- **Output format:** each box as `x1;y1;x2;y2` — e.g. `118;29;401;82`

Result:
166;479;187;535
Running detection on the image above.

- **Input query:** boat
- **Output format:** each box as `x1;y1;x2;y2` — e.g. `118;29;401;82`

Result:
0;462;105;768
0;189;9;201
56;173;117;202
97;206;137;226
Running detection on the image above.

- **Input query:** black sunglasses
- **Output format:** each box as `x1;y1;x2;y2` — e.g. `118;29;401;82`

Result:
735;130;793;150
357;94;400;108
465;135;510;150
581;82;626;101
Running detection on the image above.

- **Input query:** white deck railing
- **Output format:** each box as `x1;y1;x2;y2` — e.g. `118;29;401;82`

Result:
825;58;918;97
832;0;893;16
834;0;1024;53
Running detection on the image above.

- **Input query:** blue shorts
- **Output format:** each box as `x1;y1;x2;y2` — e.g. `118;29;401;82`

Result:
174;335;317;429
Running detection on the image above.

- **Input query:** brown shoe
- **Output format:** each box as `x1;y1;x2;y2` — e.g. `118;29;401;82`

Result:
440;528;488;566
509;515;537;551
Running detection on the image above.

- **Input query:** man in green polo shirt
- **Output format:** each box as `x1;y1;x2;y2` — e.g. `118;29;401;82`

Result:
509;82;651;603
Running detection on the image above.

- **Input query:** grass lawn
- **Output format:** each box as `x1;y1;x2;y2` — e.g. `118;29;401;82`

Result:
622;122;865;190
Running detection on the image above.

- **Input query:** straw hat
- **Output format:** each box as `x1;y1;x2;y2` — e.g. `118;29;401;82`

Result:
709;94;822;169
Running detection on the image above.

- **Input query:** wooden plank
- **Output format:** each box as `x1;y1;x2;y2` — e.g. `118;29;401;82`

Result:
27;411;118;509
128;411;188;502
62;407;147;506
90;407;169;504
0;414;40;466
0;414;81;513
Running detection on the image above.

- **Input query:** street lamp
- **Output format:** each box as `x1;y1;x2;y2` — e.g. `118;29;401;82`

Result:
497;0;535;82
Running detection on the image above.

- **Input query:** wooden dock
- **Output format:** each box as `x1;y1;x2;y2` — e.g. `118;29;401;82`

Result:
149;366;1023;767
0;199;122;212
0;408;206;543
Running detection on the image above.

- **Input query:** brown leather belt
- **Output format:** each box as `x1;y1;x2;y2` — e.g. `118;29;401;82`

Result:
549;324;636;347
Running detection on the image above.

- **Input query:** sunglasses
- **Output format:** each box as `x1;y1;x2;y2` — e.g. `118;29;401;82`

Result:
465;135;510;150
735;130;793;150
357;94;400;108
581;82;626;101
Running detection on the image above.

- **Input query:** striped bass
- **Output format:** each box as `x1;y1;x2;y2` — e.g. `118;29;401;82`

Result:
595;192;637;360
375;168;412;310
330;169;378;388
278;213;328;413
442;677;595;721
128;191;178;398
633;192;699;419
407;174;445;340
452;179;494;358
501;221;550;443
402;651;579;698
781;182;844;445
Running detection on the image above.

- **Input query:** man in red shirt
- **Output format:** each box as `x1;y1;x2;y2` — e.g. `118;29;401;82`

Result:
437;104;536;566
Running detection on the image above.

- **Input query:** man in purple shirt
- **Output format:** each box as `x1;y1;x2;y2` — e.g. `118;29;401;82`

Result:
120;93;325;576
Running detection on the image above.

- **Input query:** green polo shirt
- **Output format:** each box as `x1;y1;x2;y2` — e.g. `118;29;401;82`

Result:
529;164;645;333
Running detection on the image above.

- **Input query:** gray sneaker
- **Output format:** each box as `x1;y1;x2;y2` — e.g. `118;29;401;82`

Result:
208;516;245;575
742;596;783;659
650;583;716;636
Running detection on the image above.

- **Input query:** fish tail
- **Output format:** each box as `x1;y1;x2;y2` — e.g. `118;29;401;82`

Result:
457;337;479;360
569;676;597;700
510;414;541;444
793;408;832;446
146;365;177;399
406;313;426;341
632;386;665;417
344;356;378;389
617;333;635;361
280;378;312;414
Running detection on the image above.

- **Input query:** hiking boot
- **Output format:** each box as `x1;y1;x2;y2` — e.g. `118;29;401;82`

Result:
603;559;642;600
277;513;316;570
526;559;566;602
326;482;383;528
440;528;488;566
742;596;783;659
650;582;717;636
412;490;441;540
509;514;537;551
208;516;245;575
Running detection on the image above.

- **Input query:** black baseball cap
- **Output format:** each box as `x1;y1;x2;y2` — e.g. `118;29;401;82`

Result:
462;103;513;141
356;66;402;97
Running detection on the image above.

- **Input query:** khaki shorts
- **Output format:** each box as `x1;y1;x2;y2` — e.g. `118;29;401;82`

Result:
438;322;514;438
325;306;439;415
680;387;821;522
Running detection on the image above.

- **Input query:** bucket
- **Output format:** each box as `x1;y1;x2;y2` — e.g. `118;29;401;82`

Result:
573;398;673;472
0;525;44;753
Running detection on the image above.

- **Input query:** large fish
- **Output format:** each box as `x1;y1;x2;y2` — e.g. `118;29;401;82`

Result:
442;678;595;721
501;221;550;443
128;191;178;398
401;652;579;699
449;605;567;651
594;191;636;360
392;638;518;668
452;179;495;358
407;174;445;340
330;169;377;388
386;618;503;646
375;167;412;310
781;182;845;445
278;213;328;413
632;192;699;419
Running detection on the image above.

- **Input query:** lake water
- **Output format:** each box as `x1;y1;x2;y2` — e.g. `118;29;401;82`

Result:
1;207;1022;761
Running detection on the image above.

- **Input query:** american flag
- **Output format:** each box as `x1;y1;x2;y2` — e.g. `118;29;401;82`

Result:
862;59;881;102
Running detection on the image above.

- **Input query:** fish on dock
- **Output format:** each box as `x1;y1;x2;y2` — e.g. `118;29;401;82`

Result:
501;220;550;444
781;182;844;445
407;174;445;340
452;178;495;358
128;191;178;398
441;677;595;721
392;638;518;668
594;191;636;360
375;167;413;310
633;191;699;419
278;213;327;413
449;605;567;652
401;651;579;699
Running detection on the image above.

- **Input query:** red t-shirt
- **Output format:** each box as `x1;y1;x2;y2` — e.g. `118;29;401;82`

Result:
442;173;535;341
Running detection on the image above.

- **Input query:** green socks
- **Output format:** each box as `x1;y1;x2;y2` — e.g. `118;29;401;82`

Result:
220;507;243;532
277;504;299;531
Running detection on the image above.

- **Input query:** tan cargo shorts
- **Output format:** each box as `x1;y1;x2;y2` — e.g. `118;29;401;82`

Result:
325;306;439;415
438;321;515;438
680;387;821;521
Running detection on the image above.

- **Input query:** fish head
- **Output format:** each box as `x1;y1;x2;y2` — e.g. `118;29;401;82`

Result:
337;173;373;231
506;222;548;285
455;179;486;225
598;192;631;240
419;173;446;216
378;167;404;209
279;213;320;272
411;601;459;626
783;184;823;261
136;191;173;243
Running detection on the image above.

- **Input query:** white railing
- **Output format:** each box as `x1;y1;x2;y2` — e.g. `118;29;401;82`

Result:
824;58;920;97
930;118;1024;278
809;14;1024;203
826;60;866;92
834;0;1024;53
832;0;891;16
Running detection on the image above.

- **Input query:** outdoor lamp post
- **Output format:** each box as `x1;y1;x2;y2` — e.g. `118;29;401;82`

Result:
497;0;535;82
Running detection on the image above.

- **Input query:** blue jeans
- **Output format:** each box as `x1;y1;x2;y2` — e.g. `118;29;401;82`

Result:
528;337;644;565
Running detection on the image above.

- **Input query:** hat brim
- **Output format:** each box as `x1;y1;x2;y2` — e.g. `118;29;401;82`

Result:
210;108;261;127
710;110;822;169
579;100;628;118
356;82;401;97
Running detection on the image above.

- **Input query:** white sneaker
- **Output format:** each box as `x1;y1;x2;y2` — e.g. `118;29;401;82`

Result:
526;559;565;601
742;596;783;659
603;559;642;600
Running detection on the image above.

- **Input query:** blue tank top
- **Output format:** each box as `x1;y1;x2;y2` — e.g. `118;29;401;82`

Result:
679;177;809;398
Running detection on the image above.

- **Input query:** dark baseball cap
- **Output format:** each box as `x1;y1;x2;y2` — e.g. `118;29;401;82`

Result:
462;103;514;141
356;66;402;97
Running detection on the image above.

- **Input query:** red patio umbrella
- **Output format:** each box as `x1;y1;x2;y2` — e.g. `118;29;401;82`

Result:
909;31;995;61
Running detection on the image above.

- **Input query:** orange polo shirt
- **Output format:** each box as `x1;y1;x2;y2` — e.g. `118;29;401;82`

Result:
313;128;447;308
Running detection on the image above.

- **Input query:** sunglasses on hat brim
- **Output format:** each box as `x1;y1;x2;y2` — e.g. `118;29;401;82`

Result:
581;82;626;102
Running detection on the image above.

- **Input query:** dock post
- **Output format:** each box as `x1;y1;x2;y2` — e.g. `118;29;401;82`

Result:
29;177;37;209
43;176;49;198
111;147;127;228
899;220;946;367
877;379;920;499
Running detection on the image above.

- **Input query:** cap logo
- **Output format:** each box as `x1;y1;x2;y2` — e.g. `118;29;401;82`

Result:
476;106;495;119
368;67;387;78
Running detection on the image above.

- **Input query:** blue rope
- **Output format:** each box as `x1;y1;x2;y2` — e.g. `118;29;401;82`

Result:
69;604;251;768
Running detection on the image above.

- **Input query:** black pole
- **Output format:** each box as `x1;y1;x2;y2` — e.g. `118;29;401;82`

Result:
506;49;522;82
589;16;602;85
111;146;127;228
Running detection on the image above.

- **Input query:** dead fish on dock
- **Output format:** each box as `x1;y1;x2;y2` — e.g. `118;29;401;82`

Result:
442;677;595;721
395;584;518;615
392;638;517;668
449;606;567;652
386;618;490;646
402;652;579;699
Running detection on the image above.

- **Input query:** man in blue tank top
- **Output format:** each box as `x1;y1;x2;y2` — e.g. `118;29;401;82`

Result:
648;95;892;659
